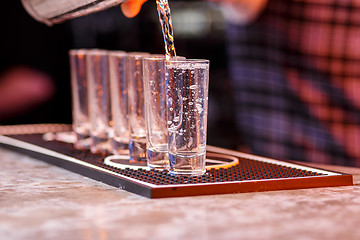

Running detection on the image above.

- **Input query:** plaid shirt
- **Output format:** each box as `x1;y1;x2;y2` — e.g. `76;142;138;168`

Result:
227;0;360;166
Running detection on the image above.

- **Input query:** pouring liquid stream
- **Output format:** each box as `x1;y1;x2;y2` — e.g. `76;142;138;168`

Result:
156;0;177;60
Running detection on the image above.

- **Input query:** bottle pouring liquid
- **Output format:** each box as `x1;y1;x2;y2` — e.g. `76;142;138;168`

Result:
21;0;125;26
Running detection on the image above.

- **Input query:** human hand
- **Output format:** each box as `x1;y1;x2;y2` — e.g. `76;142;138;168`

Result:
121;0;148;18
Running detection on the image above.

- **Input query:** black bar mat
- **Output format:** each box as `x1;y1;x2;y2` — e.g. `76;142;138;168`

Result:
0;132;353;198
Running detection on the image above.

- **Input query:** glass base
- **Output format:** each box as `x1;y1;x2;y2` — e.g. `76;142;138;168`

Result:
129;138;146;162
90;135;110;154
112;139;129;155
74;132;91;150
168;152;206;176
147;148;169;169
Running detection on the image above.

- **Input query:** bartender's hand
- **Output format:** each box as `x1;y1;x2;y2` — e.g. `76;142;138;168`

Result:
121;0;148;18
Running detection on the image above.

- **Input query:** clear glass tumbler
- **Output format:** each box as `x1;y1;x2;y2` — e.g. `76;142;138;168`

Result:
165;59;210;176
86;49;112;154
126;52;150;162
109;51;129;155
69;49;91;150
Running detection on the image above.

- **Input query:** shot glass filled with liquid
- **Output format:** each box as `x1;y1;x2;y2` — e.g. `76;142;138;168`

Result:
165;59;210;176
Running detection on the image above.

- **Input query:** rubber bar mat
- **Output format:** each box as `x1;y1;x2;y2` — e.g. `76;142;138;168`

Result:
0;133;353;198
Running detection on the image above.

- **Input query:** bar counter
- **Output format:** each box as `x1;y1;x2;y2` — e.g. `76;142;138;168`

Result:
1;147;360;240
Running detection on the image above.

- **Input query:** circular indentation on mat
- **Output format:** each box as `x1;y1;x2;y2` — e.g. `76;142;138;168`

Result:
104;155;150;170
205;152;239;169
104;152;239;171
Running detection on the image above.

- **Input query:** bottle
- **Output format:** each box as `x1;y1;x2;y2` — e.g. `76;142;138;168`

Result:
21;0;125;26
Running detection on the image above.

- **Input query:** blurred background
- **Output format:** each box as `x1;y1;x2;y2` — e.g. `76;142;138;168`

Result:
4;0;360;167
0;0;238;149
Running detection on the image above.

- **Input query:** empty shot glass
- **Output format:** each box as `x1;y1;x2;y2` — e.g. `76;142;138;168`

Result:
109;51;129;155
126;52;150;162
143;56;168;169
165;59;210;176
69;49;91;150
143;56;185;169
86;49;112;154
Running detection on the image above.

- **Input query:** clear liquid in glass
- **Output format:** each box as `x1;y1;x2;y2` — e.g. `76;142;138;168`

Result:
166;61;209;176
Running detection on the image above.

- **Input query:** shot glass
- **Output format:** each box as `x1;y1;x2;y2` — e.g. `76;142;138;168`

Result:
143;56;185;169
69;49;91;150
86;49;112;154
126;52;150;162
143;56;168;169
165;59;210;176
109;51;129;155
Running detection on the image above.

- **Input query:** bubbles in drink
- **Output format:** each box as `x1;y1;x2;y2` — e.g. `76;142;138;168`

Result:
166;62;209;161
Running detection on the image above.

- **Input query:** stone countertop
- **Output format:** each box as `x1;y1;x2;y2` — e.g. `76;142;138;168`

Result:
1;147;360;240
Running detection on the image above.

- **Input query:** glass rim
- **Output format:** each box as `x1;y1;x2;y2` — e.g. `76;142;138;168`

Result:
126;52;151;58
143;56;186;61
165;59;209;64
150;53;166;58
69;49;88;55
142;56;166;62
108;50;127;57
86;49;109;56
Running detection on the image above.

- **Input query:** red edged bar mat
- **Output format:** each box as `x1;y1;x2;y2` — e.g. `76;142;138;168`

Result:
0;125;353;198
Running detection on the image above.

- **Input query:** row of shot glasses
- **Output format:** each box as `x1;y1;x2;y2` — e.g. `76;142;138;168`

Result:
69;49;209;176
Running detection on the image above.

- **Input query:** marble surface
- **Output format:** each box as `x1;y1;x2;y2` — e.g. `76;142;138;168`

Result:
1;147;360;240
